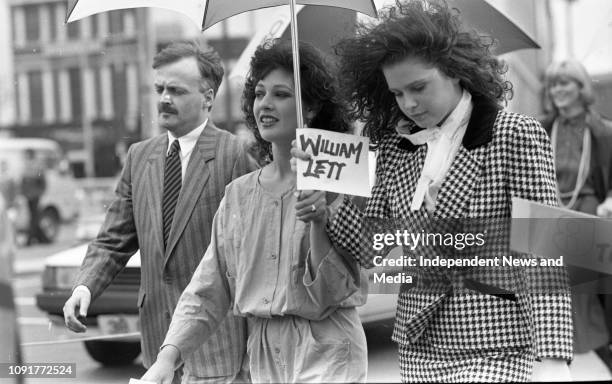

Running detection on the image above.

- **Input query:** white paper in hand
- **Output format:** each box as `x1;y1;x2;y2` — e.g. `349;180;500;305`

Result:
129;379;156;384
296;128;371;197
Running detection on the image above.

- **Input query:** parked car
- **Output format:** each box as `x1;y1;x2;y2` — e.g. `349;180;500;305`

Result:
36;244;400;366
73;177;117;241
0;138;79;243
0;196;22;373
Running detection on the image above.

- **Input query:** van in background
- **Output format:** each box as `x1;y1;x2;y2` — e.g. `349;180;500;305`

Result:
0;138;79;243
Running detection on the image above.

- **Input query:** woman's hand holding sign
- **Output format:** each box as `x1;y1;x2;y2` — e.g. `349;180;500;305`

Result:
291;139;328;224
295;190;328;224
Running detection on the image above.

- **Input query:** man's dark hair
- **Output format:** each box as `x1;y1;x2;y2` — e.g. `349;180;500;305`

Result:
153;41;224;96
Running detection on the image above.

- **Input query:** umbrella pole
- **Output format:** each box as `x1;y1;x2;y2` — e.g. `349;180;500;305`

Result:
289;0;304;128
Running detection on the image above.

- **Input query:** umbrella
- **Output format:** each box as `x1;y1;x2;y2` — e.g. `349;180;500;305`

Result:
66;0;538;123
229;5;360;83
446;0;540;55
66;0;379;128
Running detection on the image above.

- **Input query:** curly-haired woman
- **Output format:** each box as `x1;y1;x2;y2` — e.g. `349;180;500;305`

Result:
142;39;367;384
293;1;572;381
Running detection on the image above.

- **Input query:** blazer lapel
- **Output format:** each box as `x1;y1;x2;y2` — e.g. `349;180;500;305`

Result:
164;124;217;261
434;145;485;218
145;136;167;253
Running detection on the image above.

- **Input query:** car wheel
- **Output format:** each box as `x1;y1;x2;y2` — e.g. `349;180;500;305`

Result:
84;340;141;366
39;208;60;243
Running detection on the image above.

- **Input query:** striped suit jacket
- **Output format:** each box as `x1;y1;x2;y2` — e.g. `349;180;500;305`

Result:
328;97;573;363
75;122;257;377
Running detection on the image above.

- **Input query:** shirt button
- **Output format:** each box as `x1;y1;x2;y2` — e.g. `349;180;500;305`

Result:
262;298;269;304
271;254;277;259
275;347;281;354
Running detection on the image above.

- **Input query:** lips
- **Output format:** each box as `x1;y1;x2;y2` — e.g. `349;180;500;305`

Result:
410;112;427;121
259;114;279;127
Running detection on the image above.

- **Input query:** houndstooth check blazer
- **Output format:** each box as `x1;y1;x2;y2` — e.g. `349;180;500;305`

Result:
327;97;573;361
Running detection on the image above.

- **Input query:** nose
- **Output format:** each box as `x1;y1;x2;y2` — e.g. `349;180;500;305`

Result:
158;88;172;103
400;94;418;112
259;93;273;110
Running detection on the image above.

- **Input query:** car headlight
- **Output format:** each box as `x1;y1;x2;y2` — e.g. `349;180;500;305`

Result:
41;266;81;290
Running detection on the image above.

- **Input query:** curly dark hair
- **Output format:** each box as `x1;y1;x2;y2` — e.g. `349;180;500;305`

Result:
334;0;513;143
242;39;350;161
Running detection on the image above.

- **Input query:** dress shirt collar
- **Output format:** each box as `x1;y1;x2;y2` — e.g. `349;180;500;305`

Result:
166;119;207;157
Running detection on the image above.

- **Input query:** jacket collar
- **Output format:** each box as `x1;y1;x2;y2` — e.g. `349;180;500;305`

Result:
398;95;500;152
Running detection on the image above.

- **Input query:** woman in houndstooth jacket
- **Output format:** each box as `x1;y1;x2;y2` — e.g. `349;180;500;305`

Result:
294;0;573;382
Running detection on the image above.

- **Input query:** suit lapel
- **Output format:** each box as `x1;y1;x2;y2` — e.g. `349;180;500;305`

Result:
434;145;484;218
164;123;217;261
145;136;167;253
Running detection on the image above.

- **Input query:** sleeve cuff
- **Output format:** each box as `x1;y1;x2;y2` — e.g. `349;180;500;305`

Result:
73;285;91;296
302;247;348;287
158;343;184;370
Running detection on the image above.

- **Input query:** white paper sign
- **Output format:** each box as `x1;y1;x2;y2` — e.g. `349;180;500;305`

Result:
296;128;371;197
129;379;155;384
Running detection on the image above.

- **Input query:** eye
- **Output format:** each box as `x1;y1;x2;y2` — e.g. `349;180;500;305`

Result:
168;87;186;95
411;84;425;92
155;86;164;95
276;91;292;98
254;90;265;99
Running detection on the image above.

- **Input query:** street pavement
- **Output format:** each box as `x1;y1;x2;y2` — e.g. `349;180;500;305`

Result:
11;223;612;382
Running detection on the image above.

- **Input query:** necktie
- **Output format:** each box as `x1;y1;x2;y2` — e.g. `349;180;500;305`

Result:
162;140;181;248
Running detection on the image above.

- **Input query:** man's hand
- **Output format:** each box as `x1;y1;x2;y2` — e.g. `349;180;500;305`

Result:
140;346;180;384
531;358;571;382
597;197;612;218
62;286;91;333
140;360;175;384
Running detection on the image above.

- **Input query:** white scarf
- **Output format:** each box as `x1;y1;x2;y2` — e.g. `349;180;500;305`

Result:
396;90;473;212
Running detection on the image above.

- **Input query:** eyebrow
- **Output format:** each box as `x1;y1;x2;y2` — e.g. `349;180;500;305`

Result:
154;81;187;88
255;83;294;91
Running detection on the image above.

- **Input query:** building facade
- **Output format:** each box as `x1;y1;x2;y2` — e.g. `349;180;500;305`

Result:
5;0;146;177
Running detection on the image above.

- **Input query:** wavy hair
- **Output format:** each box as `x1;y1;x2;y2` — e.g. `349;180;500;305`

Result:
334;0;512;142
242;39;350;161
543;59;596;116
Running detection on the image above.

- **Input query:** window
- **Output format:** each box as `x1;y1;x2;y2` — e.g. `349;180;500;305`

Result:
68;68;82;118
28;71;44;122
112;64;127;118
24;5;40;42
108;10;124;35
49;4;57;41
90;14;99;38
67;20;80;40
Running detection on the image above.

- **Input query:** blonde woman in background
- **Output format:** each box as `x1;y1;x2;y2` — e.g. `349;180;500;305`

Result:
542;58;612;373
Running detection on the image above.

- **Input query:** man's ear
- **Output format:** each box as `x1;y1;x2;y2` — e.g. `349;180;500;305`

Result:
203;88;214;110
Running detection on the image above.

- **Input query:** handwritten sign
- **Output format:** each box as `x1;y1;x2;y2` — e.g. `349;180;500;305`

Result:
296;128;371;197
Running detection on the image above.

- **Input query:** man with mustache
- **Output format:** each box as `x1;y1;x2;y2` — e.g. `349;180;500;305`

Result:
63;41;257;383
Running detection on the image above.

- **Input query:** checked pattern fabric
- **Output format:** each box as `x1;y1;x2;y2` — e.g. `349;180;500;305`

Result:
162;139;181;248
327;105;573;379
